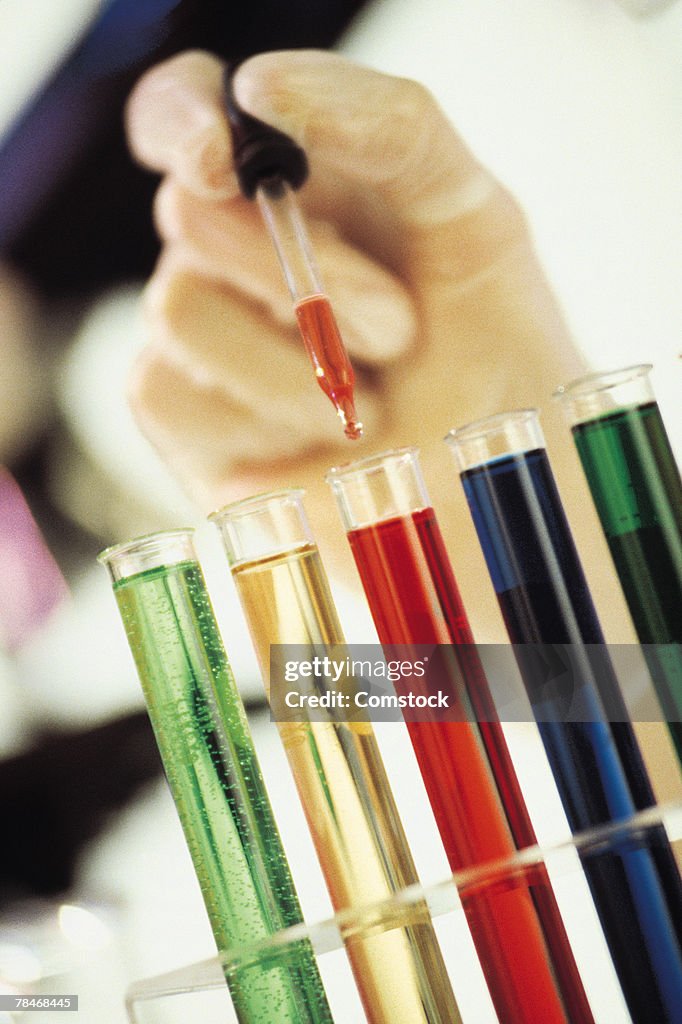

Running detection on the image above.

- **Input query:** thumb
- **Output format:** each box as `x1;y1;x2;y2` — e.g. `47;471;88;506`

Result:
234;50;502;231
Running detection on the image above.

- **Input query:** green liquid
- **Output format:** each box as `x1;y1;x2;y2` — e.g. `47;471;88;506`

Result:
113;560;333;1024
572;401;682;760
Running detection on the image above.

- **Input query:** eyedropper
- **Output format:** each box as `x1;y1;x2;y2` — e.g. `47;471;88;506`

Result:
224;66;363;441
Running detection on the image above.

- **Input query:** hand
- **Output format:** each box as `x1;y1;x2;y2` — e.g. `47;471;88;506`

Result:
126;50;611;638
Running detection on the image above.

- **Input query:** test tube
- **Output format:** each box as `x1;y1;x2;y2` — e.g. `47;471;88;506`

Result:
446;410;682;1023
210;492;461;1024
224;71;362;440
99;531;333;1024
326;449;590;1024
555;364;682;763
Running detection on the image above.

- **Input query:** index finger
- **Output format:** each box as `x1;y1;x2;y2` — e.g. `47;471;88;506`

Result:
126;50;238;199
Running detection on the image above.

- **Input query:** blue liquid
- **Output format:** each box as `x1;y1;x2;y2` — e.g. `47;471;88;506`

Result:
461;448;682;1024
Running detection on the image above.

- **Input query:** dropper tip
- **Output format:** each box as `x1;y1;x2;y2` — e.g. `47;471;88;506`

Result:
344;419;364;441
334;395;363;440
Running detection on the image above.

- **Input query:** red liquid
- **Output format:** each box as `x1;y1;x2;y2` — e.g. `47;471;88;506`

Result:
348;508;594;1024
294;294;362;440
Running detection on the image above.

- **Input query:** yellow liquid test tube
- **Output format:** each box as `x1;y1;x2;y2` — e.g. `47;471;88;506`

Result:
210;491;461;1024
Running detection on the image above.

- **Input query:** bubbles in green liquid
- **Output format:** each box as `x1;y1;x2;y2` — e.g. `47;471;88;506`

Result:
114;561;332;1024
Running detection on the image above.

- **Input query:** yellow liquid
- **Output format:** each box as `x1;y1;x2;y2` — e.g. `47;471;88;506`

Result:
232;544;461;1024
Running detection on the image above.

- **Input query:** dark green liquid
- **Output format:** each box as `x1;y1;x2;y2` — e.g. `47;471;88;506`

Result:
573;402;682;761
113;561;332;1024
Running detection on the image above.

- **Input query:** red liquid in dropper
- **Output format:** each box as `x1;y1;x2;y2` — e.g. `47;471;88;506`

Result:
295;294;362;440
347;508;594;1024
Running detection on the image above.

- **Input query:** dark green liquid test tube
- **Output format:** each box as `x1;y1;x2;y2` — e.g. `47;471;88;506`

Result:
557;365;682;763
99;530;333;1024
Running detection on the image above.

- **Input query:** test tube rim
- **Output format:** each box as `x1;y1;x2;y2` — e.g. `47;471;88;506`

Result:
444;408;539;446
552;363;653;402
97;528;196;571
324;446;420;484
208;488;307;524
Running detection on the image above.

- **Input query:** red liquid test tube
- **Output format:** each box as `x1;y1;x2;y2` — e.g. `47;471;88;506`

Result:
327;448;594;1024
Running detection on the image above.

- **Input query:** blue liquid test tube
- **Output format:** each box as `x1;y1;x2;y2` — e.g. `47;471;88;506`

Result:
446;410;682;1024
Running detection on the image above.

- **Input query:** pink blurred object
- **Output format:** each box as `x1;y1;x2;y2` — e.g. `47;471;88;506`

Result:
0;466;69;653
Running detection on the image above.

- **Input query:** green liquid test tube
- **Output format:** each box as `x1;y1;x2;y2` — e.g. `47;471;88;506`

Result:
556;364;682;763
99;530;334;1024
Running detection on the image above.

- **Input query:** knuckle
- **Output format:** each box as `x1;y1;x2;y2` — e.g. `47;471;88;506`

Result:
392;76;436;125
488;181;530;242
127;346;191;439
126;346;162;422
143;256;195;329
153;180;188;240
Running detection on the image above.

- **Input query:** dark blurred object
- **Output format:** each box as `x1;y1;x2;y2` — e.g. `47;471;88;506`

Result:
1;0;367;301
0;712;159;901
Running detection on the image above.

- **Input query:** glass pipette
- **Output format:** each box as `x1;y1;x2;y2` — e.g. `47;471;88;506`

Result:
224;68;362;441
